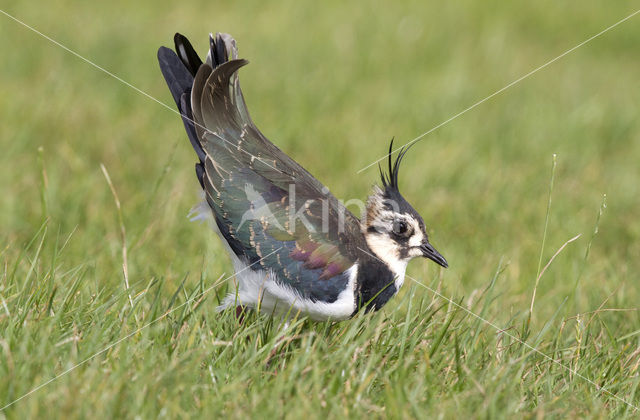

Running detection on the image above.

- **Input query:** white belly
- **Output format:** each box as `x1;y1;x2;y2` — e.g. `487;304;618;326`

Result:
222;258;357;321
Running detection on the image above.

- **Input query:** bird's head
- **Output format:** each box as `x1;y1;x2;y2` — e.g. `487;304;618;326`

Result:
362;141;448;274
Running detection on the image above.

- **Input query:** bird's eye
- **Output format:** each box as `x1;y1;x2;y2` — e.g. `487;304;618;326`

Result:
393;220;409;236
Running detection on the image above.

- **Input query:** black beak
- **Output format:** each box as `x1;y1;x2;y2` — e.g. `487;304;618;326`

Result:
420;241;448;268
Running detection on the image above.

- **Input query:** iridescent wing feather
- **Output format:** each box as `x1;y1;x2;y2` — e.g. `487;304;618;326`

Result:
158;34;366;303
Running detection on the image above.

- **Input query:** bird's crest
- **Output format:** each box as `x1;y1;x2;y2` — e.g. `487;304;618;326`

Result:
378;139;410;192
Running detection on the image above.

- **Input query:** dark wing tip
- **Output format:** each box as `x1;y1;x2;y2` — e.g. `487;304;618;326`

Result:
157;45;173;59
210;33;229;68
157;44;193;108
174;32;203;77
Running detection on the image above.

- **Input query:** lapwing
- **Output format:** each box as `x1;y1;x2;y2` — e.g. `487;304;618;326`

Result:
157;32;447;321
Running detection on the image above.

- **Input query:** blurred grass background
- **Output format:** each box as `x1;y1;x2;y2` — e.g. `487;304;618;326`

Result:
1;0;639;417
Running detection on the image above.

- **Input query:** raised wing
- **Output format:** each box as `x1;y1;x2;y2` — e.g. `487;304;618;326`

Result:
158;33;366;303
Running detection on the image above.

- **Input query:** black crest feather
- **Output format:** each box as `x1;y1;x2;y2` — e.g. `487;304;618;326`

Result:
379;138;410;191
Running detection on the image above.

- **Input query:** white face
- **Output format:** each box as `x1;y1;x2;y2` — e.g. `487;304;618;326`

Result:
365;213;425;261
362;187;428;279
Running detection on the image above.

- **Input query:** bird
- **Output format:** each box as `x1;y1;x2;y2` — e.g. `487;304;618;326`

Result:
157;32;448;321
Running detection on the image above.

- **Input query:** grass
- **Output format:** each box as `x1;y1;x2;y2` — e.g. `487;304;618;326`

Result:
1;0;640;417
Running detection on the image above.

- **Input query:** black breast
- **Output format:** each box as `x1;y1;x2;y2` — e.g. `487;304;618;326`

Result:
353;255;397;314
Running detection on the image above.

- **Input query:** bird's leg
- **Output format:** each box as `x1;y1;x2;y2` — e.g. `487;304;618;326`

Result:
235;305;247;324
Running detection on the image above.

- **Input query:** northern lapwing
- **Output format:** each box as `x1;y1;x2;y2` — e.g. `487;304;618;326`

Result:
157;32;447;321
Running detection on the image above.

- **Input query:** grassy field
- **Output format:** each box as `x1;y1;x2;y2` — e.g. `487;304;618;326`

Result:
1;0;640;417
